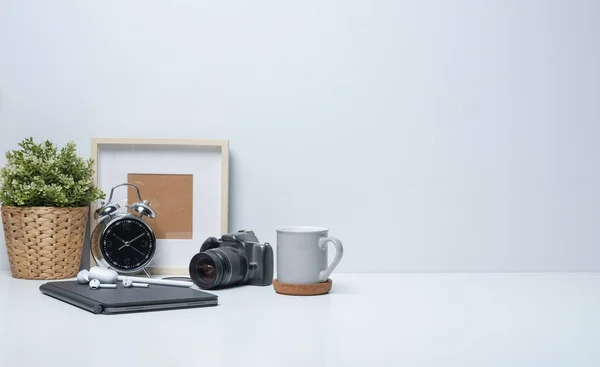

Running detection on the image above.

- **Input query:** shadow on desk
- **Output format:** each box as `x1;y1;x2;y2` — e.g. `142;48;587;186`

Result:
328;282;360;295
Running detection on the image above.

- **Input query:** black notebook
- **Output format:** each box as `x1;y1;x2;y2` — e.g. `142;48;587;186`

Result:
40;280;218;314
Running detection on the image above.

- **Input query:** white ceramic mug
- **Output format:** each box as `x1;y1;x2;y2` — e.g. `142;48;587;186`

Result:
276;226;344;284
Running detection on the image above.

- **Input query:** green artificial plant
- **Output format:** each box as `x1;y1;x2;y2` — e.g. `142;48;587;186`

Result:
0;137;105;207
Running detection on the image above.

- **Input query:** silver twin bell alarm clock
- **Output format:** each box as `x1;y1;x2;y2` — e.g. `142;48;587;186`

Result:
91;183;157;276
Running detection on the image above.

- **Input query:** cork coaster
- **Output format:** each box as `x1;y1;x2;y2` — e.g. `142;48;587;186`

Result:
273;278;332;296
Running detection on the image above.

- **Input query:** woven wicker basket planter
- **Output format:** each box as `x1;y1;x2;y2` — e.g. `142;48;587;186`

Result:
1;206;89;280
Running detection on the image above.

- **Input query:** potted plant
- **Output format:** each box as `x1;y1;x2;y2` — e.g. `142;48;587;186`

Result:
0;138;105;279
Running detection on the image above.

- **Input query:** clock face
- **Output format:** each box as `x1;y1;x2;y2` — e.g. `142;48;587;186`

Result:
100;217;156;271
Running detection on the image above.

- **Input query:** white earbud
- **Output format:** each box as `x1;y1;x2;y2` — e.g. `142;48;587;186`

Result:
77;269;90;284
88;266;119;283
122;277;150;288
87;266;193;288
89;279;117;290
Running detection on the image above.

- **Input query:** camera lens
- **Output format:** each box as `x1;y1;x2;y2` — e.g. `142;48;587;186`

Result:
189;246;249;289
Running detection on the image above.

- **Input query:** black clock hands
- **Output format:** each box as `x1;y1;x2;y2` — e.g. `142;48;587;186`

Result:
129;233;146;244
116;233;147;251
114;234;130;251
128;245;146;256
127;234;148;256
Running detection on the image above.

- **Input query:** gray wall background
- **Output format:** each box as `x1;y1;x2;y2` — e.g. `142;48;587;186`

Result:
1;0;599;273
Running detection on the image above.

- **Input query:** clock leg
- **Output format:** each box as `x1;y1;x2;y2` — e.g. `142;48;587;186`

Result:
143;267;152;278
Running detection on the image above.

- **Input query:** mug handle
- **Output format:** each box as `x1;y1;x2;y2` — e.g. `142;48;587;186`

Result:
318;237;344;282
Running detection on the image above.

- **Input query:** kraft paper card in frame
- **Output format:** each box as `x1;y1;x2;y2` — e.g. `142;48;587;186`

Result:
127;173;194;240
89;138;229;275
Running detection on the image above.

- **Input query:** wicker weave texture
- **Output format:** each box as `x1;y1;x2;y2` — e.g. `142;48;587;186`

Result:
1;206;88;280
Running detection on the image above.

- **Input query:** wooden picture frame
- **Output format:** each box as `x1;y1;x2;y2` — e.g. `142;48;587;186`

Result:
89;138;229;275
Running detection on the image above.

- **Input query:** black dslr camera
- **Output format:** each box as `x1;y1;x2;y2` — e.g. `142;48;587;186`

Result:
188;230;274;290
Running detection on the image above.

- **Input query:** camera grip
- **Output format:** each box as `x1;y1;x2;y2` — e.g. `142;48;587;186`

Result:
318;237;344;282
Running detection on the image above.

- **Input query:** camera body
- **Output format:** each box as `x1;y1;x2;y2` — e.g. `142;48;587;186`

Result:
189;230;274;289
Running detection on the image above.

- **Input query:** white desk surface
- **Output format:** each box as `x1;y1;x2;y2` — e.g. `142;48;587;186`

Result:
1;271;599;367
